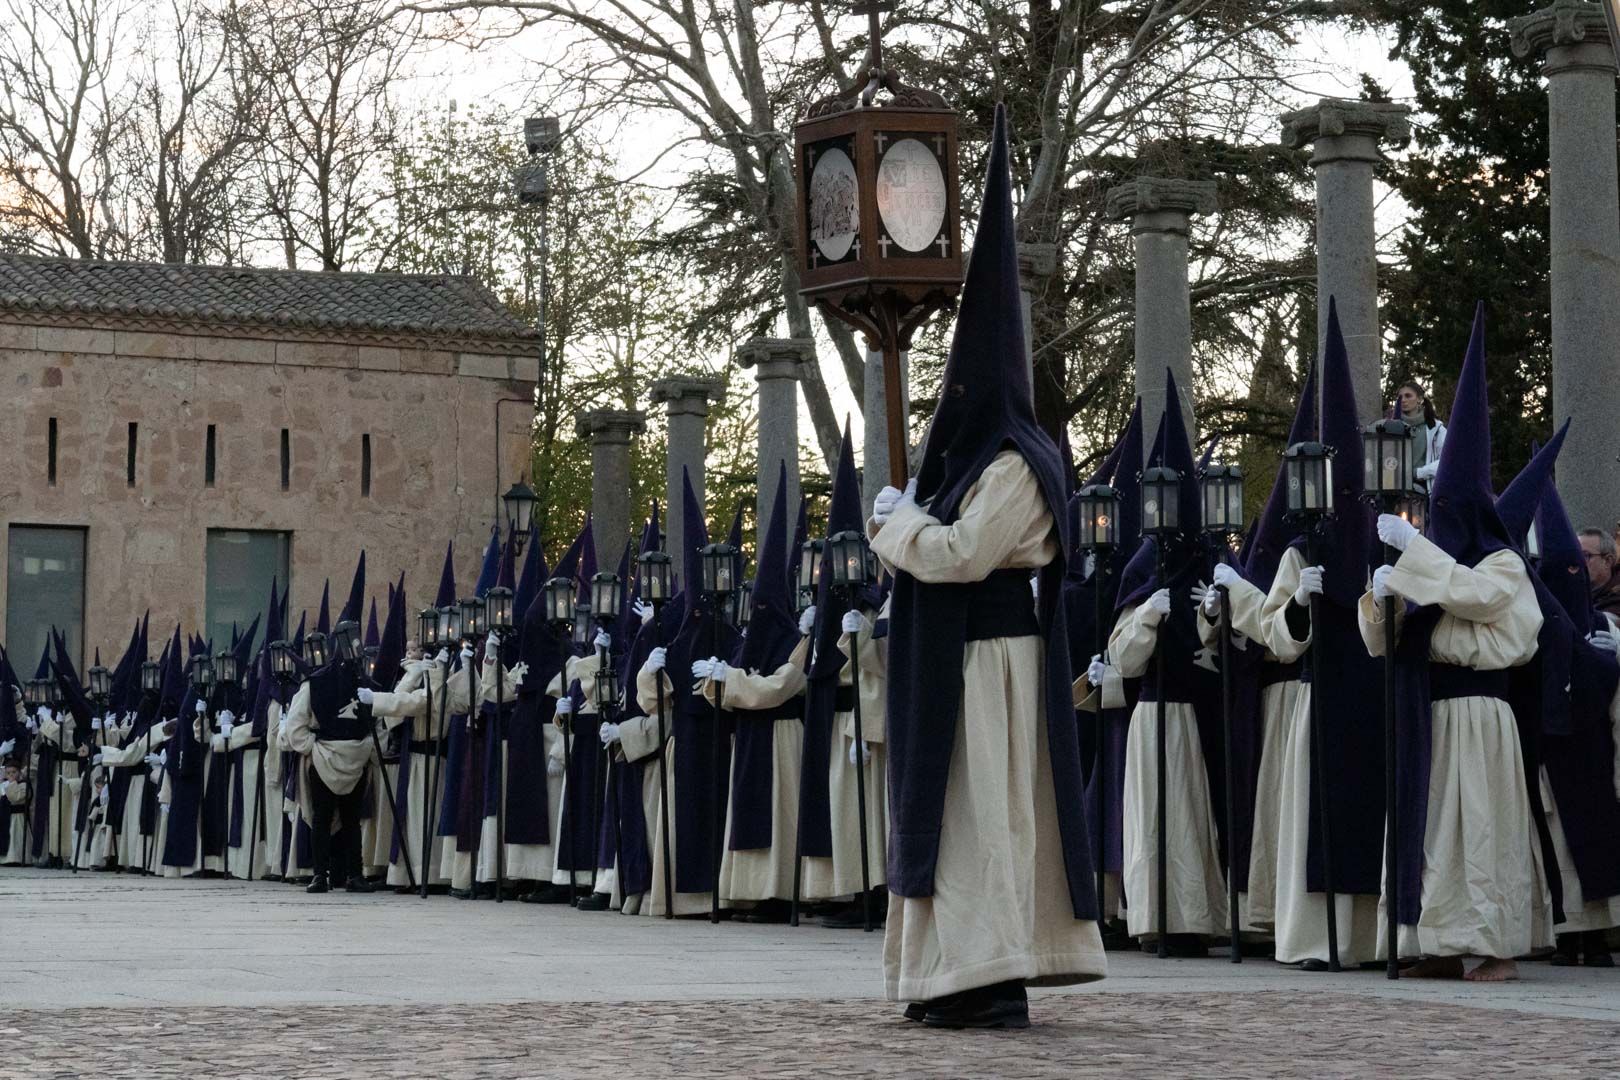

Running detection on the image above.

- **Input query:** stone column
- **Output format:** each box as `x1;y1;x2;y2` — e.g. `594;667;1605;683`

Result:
738;337;811;531
863;345;910;514
575;408;646;570
1512;2;1620;532
1017;242;1058;385
1281;98;1411;423
648;376;723;550
1105;177;1217;445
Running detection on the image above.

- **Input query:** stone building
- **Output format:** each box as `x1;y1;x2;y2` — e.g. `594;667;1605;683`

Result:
0;254;540;668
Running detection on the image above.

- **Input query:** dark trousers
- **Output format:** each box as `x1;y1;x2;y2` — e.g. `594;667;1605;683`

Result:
308;766;362;883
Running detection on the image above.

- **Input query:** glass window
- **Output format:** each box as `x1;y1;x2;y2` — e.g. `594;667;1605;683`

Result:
205;530;291;651
6;525;86;670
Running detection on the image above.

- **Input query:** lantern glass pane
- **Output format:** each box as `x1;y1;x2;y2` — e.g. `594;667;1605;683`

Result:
594;666;620;711
214;653;238;685
592;574;623;619
572;603;592;646
459;599;482;639
440;605;460;641
418;608;440;647
142;662;162;691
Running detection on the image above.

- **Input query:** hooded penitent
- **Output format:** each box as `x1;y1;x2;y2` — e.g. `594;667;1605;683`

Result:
550;519;606;874
1529;453;1620;906
1388;303;1523;925
725;462;800;851
498;521;555;848
884;103;1096;917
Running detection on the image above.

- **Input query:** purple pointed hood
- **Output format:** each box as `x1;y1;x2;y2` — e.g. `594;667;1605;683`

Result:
1245;361;1317;593
1428;304;1514;565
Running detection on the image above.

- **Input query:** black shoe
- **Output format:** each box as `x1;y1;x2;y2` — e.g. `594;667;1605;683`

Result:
345;878;376;894
475;882;497;899
33;857;51;869
520;884;572;904
306;875;330;894
450;887;474;900
743;899;793;924
1552;934;1582;967
576;892;612;911
903;1002;927;1023
393;885;416;895
820;896;886;929
262;873;283;883
923;982;1030;1030
1164;934;1208;959
1298;958;1331;973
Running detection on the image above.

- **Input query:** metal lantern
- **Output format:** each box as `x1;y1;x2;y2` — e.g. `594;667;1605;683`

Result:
1201;464;1246;535
363;645;380;681
418;607;442;650
485;586;515;636
1395;491;1428;535
797;538;826;597
1361;419;1412;499
701;543;740;596
439;604;461;644
636;551;673;604
1141;467;1182;537
594;662;621;714
1075;484;1119;551
330;620;363;664
87;664;112;701
1283;442;1334;517
571;601;593;648
302;631;330;669
213;651;240;687
140;661;163;694
24;679;49;708
268;641;298;682
542;577;576;625
459;597;484;640
502;476;538;554
591;572;625;621
187;655;214;693
733;580;755;629
828;530;873;588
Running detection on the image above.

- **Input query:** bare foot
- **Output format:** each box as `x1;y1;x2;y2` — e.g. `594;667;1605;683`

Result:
1405;956;1465;979
1464;958;1519;982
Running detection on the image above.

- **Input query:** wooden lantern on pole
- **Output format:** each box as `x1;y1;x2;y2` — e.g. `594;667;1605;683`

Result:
794;1;963;488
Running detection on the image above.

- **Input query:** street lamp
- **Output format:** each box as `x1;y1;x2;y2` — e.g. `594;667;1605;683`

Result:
591;573;624;623
542;577;576;626
87;664;112;702
268;641;298;685
439;604;461;645
1076;484;1119;552
732;580;754;630
363;645;380;682
187;655;214;695
330;621;363;666
502;478;538;555
24;678;49;709
484;586;516;638
1201;464;1245;538
1282;442;1334;519
701;542;741;601
1141;467;1181;538
797;538;825;613
302;632;330;669
636;552;673;605
212;651;240;688
570;602;594;650
418;607;442;653
459;598;484;641
140;661;163;695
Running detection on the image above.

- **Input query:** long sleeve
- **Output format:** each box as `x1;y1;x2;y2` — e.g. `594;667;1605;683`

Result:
700;636;810;712
478;657;526;707
1109;602;1163;680
618;713;667;764
838;616;888;743
1385;535;1519;622
634;660;675;722
282;684;318;757
97;726;166;767
1255;549;1312;663
1357;588;1405;657
562;653;603;713
868;451;1055;584
1198;575;1268;650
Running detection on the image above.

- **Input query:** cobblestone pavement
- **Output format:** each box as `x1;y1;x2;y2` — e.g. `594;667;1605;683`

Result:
4;869;1617;1078
3;993;1616;1079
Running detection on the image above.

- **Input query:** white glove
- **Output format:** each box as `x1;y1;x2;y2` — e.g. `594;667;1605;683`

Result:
144;753;161;769
1293;566;1325;606
547;755;565;777
91;752;104;766
634;600;654;626
598;722;619;746
1414;461;1439;482
1082;552;1096;579
218;709;236;726
160;803;169;815
485;632;500;660
434;648;449;665
1587;630;1619;656
693;658;729;684
841;610;864;635
158;749;168;766
91;716;103;731
555;697;574;717
1211;563;1241;590
98;785;109;807
1377;513;1419;552
194;699;206;715
646;647;667;673
1147;588;1172;619
798;605;817;636
0;738;13;755
357;688;375;706
210;734;227;753
460;644;475;661
1190;582;1219;617
1372;565;1397;602
594;629;612;650
871;478;917;526
848;740;871;766
36;705;52;724
1086;655;1108;687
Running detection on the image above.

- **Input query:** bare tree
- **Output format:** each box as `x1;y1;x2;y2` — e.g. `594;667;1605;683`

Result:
0;0;139;257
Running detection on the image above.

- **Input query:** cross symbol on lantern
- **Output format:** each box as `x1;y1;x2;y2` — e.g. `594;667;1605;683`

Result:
878;234;892;258
875;132;888;155
935;233;950;257
933;133;945;156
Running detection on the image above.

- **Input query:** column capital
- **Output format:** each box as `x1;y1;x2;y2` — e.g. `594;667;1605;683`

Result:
1105;178;1217;236
1512;1;1615;69
649;376;725;418
575;408;647;445
737;336;813;382
1280;98;1412;162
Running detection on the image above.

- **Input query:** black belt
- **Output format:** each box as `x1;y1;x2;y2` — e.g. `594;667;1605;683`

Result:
1136;686;1193;705
1430;663;1510;703
409;737;448;757
964;569;1041;642
1260;659;1303;689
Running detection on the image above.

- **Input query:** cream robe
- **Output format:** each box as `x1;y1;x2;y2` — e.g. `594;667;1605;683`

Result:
161;714;227;878
701;636;808;905
1358;536;1547;960
36;712;84;861
3;775;29;864
211;721;270;879
1112;602;1228;940
281;683;377;832
628;662;712;917
1258;548;1380;964
370;662;469;887
98;722;172;871
546;652;602;888
433;658;525;889
870;450;1107;1002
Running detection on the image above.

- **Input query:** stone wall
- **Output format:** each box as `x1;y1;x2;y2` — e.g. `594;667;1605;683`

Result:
0;316;537;656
